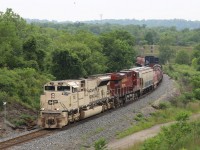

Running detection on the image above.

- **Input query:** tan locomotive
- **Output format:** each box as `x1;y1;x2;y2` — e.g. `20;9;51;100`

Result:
38;74;113;128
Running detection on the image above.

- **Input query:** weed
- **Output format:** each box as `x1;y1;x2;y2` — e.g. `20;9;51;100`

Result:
175;111;190;122
94;127;104;134
12;114;36;127
134;113;144;121
158;102;170;109
94;138;107;150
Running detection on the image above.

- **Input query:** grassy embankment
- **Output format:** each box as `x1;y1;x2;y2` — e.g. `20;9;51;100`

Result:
117;64;200;150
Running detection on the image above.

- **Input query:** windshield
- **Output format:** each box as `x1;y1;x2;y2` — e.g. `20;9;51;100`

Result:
45;86;55;91
57;86;70;91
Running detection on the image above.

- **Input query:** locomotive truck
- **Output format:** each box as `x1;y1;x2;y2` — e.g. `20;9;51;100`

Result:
38;56;163;128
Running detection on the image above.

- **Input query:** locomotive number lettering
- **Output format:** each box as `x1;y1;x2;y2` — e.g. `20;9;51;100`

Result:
51;93;55;99
48;100;58;105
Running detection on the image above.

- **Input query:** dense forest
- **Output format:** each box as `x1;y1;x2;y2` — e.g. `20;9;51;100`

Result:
0;8;200;112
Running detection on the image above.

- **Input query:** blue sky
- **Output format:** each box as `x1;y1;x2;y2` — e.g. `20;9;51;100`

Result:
0;0;199;21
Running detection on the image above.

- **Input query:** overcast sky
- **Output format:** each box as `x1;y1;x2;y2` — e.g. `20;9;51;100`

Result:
0;0;199;22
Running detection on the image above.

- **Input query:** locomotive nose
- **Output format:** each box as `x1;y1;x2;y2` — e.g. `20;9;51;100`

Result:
47;117;56;126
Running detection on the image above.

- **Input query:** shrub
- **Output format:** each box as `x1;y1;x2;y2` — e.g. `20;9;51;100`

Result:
175;111;190;122
194;88;200;100
20;113;35;121
12;114;36;127
0;68;54;109
0;92;9;110
142;113;192;150
135;113;144;121
94;138;107;150
175;50;190;65
184;92;194;101
158;102;170;109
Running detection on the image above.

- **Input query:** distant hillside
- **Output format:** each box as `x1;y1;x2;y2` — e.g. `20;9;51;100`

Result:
26;18;200;30
83;19;200;30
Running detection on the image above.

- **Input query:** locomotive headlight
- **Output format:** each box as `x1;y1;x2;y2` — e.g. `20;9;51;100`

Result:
41;108;45;111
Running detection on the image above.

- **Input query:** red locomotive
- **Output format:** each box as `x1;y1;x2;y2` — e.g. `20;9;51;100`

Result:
110;55;163;106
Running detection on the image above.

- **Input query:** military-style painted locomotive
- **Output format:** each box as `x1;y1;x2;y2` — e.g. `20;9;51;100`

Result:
38;56;163;128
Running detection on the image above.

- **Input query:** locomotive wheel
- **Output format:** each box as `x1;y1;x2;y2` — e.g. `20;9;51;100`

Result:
134;93;138;101
114;97;120;108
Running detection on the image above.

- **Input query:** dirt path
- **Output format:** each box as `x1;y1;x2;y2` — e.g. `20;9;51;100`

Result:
107;113;200;150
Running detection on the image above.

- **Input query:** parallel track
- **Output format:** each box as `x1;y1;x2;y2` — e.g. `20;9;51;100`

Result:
0;129;52;150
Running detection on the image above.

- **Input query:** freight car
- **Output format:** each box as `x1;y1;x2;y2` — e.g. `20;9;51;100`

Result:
136;56;160;67
38;56;163;128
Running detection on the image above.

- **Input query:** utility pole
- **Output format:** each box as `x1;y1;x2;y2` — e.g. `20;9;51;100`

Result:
100;14;103;23
3;101;7;129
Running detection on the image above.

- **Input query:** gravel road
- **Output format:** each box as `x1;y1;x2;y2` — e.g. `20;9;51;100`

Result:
10;74;177;150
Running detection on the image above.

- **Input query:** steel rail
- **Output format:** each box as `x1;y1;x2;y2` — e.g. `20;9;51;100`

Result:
0;129;51;150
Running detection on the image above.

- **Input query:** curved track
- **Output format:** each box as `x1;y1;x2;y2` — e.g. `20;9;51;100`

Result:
0;76;164;149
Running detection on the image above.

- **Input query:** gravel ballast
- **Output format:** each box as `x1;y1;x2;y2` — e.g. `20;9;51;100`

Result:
10;74;177;150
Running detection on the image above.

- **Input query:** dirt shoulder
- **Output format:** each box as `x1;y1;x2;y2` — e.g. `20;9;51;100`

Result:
0;103;37;138
107;113;200;150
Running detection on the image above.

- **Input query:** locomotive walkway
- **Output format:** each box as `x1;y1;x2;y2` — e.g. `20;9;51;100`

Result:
107;113;200;150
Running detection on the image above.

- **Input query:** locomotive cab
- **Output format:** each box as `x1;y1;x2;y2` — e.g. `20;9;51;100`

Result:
38;80;83;128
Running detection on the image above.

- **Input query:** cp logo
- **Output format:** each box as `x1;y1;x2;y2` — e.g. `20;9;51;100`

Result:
48;100;58;105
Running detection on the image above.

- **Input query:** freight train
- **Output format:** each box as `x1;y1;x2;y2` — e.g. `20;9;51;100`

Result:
38;56;163;128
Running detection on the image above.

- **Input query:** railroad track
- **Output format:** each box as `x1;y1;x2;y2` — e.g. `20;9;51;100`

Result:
0;81;163;149
0;129;52;150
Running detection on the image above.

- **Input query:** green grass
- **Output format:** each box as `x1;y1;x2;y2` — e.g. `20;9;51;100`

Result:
94;138;107;150
124;141;143;150
94;127;104;134
119;102;200;150
124;119;200;150
117;63;200;139
12;113;36;127
141;117;200;150
116;103;200;139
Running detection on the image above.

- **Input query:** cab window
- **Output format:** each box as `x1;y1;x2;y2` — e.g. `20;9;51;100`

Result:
45;86;55;91
57;86;70;91
72;87;78;93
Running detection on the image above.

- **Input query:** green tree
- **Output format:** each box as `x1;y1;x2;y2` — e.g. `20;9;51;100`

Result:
23;36;46;70
144;30;158;45
159;45;175;64
100;30;136;72
0;8;25;69
175;50;190;65
191;44;200;70
68;42;107;76
51;49;85;79
158;35;175;64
